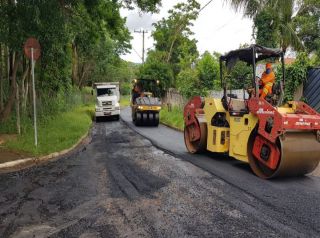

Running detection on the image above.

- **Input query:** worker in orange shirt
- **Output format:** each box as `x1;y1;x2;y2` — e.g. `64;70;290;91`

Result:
259;63;275;99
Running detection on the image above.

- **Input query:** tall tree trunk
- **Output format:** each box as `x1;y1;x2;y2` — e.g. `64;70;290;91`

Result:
78;63;89;90
15;82;21;135
8;50;15;86
0;53;19;122
72;42;78;86
0;44;3;111
21;63;30;115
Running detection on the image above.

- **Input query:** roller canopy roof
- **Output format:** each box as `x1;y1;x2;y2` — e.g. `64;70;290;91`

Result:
220;45;283;67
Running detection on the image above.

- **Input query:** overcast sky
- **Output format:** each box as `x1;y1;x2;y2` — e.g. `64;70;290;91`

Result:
120;0;253;63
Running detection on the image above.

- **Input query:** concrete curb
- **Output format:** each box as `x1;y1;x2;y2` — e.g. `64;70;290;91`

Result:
0;127;92;174
160;121;183;132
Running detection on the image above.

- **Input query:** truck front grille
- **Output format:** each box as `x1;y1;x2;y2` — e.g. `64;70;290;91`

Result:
102;101;112;106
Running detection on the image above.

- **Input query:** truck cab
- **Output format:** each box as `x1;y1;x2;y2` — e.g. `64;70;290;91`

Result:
94;82;120;121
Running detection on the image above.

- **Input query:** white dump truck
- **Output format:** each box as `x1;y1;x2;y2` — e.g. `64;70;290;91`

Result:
93;82;120;120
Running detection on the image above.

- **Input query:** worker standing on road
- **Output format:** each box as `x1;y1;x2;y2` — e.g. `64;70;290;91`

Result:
260;63;275;99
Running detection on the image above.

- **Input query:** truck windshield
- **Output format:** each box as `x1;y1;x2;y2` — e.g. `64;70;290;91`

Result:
97;88;116;97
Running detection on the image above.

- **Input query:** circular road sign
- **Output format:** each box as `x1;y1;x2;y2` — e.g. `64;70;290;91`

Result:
24;37;41;61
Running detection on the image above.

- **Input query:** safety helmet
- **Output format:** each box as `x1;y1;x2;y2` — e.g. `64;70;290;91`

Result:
266;63;272;69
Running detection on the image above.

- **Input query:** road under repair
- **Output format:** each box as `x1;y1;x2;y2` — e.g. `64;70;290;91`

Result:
0;111;319;237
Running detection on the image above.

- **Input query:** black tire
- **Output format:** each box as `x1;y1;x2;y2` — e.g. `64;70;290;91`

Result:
132;108;136;122
134;112;141;126
154;112;159;127
114;115;120;121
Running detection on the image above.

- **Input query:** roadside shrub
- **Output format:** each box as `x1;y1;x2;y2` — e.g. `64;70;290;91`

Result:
176;68;208;99
277;52;311;102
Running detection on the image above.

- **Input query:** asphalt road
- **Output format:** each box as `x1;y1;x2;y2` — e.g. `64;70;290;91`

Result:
0;110;319;237
121;107;320;237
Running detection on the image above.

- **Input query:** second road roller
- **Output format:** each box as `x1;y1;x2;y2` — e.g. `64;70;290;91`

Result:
131;78;162;126
184;45;320;179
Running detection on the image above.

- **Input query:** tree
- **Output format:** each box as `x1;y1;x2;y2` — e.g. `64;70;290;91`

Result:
276;52;311;101
70;0;131;89
152;0;200;63
227;0;303;52
137;50;174;92
227;61;252;89
122;0;162;12
253;8;278;48
176;68;206;98
0;0;154;126
196;51;220;90
144;0;200;86
294;0;320;61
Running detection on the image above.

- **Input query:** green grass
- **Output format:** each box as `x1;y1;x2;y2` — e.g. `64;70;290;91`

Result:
4;105;94;156
120;95;131;107
160;106;184;131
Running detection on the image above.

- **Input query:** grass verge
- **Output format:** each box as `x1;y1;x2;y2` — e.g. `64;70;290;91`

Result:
160;106;184;131
120;95;131;107
4;105;94;156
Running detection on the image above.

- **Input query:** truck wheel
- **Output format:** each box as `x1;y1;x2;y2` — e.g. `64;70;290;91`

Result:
114;115;120;121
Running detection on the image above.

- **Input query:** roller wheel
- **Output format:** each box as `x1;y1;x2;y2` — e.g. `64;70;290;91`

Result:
248;132;320;179
134;112;142;126
248;133;279;179
153;112;159;127
184;120;207;154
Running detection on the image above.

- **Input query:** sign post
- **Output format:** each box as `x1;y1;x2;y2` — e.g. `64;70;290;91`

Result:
24;38;41;147
31;47;37;146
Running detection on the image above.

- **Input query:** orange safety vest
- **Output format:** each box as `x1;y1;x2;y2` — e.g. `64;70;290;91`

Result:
260;71;275;99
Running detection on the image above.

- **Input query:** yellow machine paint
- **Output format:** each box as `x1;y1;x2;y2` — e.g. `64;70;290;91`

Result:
136;105;162;111
228;113;258;162
203;98;257;162
131;79;162;127
183;45;320;179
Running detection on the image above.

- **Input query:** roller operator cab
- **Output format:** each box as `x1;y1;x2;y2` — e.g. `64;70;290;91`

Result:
131;79;162;126
94;82;120;121
184;45;320;179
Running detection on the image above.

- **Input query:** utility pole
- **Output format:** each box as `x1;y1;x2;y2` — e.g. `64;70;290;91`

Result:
134;29;148;63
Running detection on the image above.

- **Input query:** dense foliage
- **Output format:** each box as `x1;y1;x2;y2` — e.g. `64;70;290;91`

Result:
138;0;200;91
253;9;278;48
294;0;320;63
139;0;222;98
228;0;304;52
276;53;311;102
197;51;220;90
0;0;157;134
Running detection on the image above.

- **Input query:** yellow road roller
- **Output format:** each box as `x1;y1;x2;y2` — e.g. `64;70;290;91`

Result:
184;45;320;178
131;79;162;126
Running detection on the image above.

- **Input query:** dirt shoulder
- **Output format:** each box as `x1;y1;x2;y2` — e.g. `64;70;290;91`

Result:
0;135;30;163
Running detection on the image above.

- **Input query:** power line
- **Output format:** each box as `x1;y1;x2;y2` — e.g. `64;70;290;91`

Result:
132;47;143;61
134;29;148;63
213;18;236;32
199;0;215;13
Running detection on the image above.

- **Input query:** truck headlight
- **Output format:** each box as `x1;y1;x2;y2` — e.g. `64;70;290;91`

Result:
115;106;120;110
96;107;102;112
138;106;143;110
